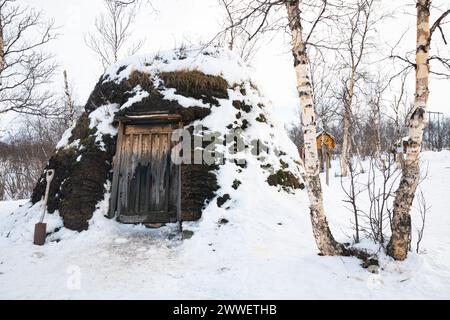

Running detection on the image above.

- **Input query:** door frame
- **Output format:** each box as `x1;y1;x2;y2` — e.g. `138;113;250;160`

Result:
108;113;182;224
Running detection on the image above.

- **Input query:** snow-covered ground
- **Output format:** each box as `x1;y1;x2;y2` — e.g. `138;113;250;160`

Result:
0;151;449;299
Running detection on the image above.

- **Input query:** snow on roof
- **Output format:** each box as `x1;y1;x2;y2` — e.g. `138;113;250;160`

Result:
103;46;254;87
316;130;334;139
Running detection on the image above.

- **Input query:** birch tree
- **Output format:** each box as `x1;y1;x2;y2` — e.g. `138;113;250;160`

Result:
85;0;145;70
217;0;265;62
310;53;339;133
363;73;391;161
213;0;379;259
63;70;76;126
336;0;379;176
285;0;345;255
387;0;450;260
0;0;57;116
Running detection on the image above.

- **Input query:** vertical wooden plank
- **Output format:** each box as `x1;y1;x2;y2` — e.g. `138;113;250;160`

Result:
127;134;134;214
139;134;149;214
145;133;152;214
162;133;170;214
159;133;169;212
148;133;155;211
129;133;139;214
118;133;130;216
118;133;126;216
123;132;133;215
109;121;124;218
133;133;142;214
152;133;161;211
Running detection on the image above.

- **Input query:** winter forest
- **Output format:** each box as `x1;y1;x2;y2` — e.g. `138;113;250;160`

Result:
0;0;450;300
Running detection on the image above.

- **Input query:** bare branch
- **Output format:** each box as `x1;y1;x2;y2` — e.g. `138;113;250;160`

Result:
430;8;450;42
0;0;58;116
85;0;145;70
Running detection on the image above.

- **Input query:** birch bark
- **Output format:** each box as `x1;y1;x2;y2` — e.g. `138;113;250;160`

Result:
286;0;344;255
63;70;75;124
387;0;431;260
341;78;354;176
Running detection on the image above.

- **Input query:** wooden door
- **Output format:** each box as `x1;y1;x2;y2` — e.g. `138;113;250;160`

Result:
111;122;180;223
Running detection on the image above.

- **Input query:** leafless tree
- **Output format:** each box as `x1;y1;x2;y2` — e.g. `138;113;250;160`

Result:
415;188;430;253
63;69;76;126
388;0;449;261
310;52;340;132
217;0;268;62
364;154;401;244
0;0;58;116
212;0;376;263
340;159;365;243
85;0;145;70
0;114;67;200
387;72;410;145
334;0;382;177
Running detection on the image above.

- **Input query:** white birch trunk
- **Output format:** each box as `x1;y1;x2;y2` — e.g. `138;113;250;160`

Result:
387;0;430;260
341;78;354;177
63;70;75;123
286;0;344;256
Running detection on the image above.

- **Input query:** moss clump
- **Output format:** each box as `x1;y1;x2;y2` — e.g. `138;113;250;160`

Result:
160;70;229;105
86;71;160;114
69;113;91;143
232;83;247;96
241;119;250;130
126;71;159;94
181;165;219;220
267;170;303;190
260;163;272;169
232;179;242;190
280;159;289;169
232;100;252;113
67;113;108;153
216;194;231;207
256;113;267;123
234;159;247;169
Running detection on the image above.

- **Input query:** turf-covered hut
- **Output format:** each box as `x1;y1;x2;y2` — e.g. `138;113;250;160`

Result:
31;47;305;232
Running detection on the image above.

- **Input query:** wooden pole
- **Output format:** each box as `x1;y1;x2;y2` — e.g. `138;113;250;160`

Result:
325;151;330;186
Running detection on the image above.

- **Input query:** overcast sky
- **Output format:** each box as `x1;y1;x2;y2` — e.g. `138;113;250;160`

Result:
15;0;450;127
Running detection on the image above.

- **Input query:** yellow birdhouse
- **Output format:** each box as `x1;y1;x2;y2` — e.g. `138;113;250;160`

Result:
316;131;335;150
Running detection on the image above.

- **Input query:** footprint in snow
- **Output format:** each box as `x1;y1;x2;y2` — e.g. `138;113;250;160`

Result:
114;238;129;244
32;252;45;258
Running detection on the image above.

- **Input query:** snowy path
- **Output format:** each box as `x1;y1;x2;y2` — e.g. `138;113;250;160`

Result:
0;151;449;299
